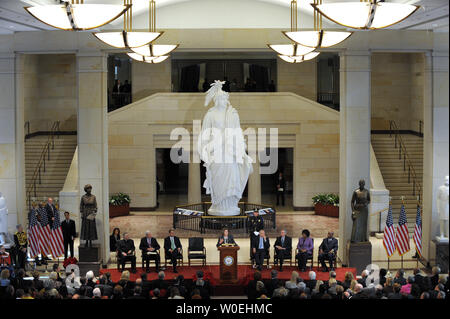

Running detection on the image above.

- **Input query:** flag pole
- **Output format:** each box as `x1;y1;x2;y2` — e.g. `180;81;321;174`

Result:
400;196;404;270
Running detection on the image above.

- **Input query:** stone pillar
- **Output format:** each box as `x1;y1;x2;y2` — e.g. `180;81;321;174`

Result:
248;152;261;204
0;53;26;231
423;51;449;260
76;52;110;264
188;151;201;204
338;51;371;264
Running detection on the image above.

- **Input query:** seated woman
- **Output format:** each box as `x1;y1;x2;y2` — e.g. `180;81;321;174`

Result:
110;228;121;252
216;228;237;247
296;229;313;272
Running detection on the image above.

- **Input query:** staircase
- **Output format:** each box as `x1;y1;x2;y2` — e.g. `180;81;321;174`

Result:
25;135;77;202
371;134;423;234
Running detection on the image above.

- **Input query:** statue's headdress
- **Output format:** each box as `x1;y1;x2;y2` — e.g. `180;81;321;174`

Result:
205;80;229;107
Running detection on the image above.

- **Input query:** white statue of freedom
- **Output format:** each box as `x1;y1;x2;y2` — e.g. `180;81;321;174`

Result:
198;80;253;216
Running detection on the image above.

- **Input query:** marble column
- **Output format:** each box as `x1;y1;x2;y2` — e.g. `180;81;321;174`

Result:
422;51;449;260
188;151;201;204
338;51;371;264
0;53;26;231
76;52;110;264
248;152;261;204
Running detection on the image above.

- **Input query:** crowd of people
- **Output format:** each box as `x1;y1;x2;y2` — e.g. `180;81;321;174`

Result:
1;262;448;300
245;267;449;300
0;266;212;300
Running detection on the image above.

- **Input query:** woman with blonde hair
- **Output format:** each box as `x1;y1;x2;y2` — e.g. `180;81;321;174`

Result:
343;271;354;290
285;271;300;290
349;279;358;292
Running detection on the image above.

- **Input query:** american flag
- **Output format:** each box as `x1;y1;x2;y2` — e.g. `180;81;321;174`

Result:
413;204;422;258
395;203;411;256
28;208;43;258
383;203;396;257
47;207;65;258
37;206;51;256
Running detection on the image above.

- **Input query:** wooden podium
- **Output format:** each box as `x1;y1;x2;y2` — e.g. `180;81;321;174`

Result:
218;245;240;284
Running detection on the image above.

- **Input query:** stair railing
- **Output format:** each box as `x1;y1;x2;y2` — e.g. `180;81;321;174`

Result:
26;121;60;209
389;120;422;203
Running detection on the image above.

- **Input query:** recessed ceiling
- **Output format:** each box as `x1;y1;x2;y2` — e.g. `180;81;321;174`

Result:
0;0;447;34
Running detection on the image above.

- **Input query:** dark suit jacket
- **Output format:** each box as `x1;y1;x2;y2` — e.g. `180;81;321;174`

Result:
61;219;76;241
252;235;270;251
319;237;338;254
45;203;57;227
139;237;160;253
274;236;292;253
216;235;236;247
117;239;135;255
276;177;286;192
110;234;120;252
164;236;182;253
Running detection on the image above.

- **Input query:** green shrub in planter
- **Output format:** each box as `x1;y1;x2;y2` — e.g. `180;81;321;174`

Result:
109;193;131;206
312;193;339;206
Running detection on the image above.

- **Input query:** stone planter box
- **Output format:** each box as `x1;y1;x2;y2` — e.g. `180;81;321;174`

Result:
314;203;339;218
109;204;130;218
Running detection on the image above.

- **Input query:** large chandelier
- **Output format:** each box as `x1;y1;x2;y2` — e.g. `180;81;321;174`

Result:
24;0;130;31
127;52;169;64
129;0;179;62
311;0;420;30
93;0;162;49
283;0;352;48
268;0;318;63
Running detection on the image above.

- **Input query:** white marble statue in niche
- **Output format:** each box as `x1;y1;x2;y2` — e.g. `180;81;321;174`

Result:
0;192;8;246
198;80;253;216
436;175;449;242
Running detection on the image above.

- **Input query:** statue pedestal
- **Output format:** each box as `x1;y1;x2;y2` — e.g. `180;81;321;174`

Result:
347;241;372;273
78;245;100;262
78;245;101;275
433;239;449;273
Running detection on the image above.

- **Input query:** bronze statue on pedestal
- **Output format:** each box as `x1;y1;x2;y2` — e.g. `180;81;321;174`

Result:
351;179;370;243
80;184;98;248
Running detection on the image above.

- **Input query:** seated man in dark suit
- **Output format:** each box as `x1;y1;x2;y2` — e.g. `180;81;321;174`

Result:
164;229;182;273
151;271;169;292
117;232;137;273
216;228;237;247
274;229;292;272
139;230;160;273
252;229;270;271
318;231;338;272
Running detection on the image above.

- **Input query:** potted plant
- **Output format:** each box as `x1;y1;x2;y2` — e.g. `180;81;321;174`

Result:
312;193;339;218
109;192;131;218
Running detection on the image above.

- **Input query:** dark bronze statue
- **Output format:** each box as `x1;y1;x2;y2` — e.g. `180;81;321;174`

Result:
80;184;98;247
351;179;371;243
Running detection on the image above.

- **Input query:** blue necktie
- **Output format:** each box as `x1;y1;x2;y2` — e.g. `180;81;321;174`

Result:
259;237;264;249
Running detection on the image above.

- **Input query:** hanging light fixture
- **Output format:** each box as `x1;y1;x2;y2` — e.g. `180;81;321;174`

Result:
278;51;321;63
129;0;179;59
93;0;162;49
268;0;319;63
283;0;352;48
127;52;169;64
311;0;420;30
24;0;130;31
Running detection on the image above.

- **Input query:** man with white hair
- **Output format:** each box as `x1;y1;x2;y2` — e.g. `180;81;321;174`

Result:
139;230;161;273
358;269;370;287
92;287;102;299
306;271;317;291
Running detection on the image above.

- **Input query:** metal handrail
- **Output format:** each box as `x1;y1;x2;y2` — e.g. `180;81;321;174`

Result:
389;120;422;204
26;121;60;209
24;121;30;139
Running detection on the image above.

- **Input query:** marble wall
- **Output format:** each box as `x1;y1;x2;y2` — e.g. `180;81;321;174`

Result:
131;57;172;101
371;52;424;131
277;59;317;101
23;54;77;133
